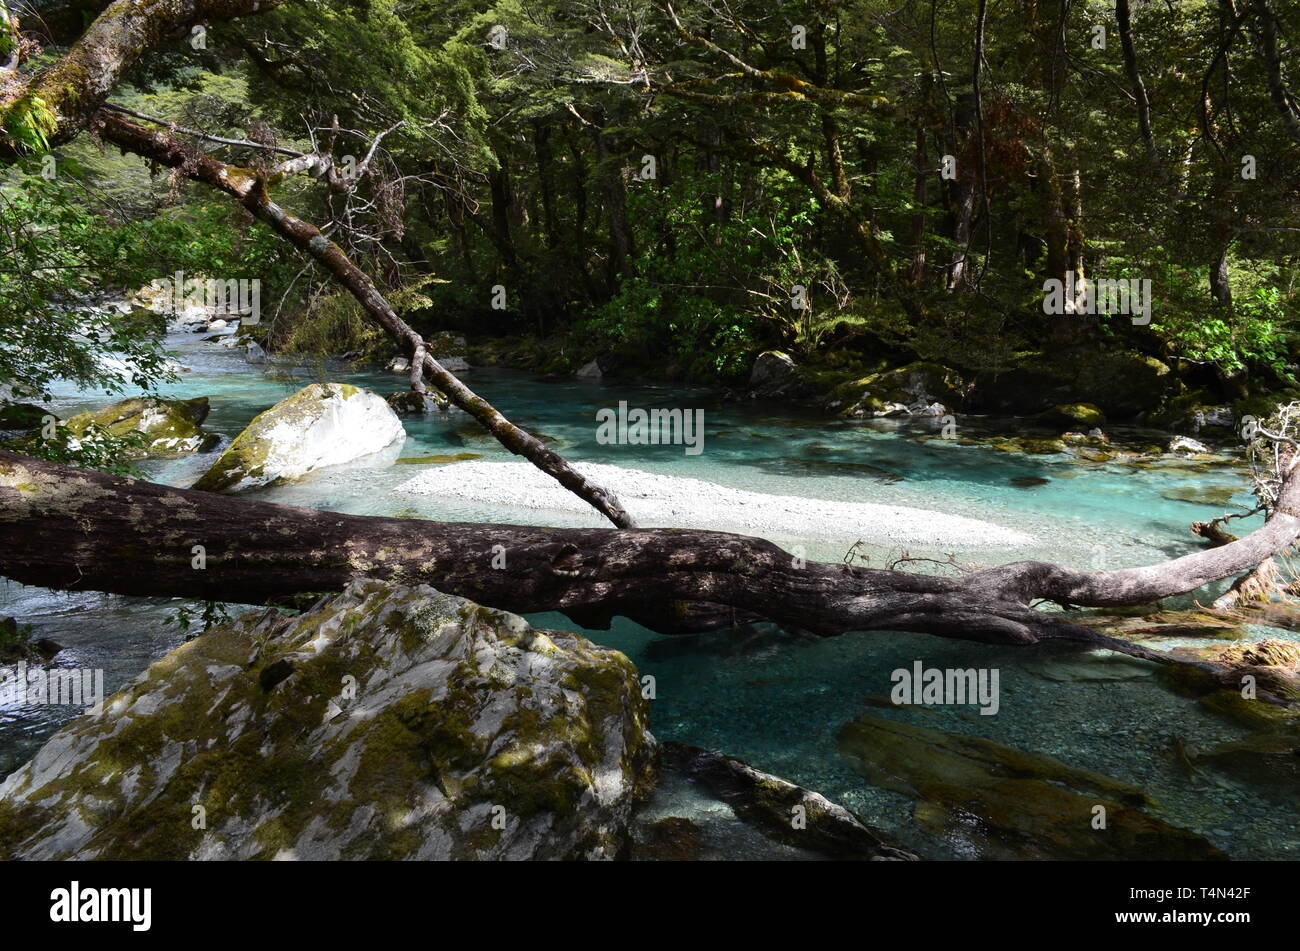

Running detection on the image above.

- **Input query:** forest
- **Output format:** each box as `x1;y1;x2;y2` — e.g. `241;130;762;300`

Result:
0;0;1297;873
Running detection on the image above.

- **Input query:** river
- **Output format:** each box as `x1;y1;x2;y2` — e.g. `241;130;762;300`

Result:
2;324;1296;859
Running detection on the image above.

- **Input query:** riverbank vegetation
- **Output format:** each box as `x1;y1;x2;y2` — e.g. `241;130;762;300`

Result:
3;0;1298;416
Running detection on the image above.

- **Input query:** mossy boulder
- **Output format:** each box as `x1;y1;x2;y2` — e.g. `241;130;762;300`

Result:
749;350;808;399
830;361;964;418
1040;402;1105;429
1149;391;1239;434
193;383;405;493
973;352;1172;417
64;396;219;459
0;402;50;434
1071;351;1173;417
0;580;657;860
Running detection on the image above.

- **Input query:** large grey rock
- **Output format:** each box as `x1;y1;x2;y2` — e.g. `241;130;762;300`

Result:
749;350;802;398
192;383;405;493
0;580;656;860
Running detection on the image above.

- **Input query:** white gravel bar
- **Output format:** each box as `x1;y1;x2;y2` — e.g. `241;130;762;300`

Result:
396;460;1034;548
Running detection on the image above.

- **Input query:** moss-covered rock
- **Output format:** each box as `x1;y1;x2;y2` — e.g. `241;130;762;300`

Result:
386;390;449;416
0;580;656;860
63;397;219;459
1041;402;1105;429
1071;351;1173;417
829;361;964;418
193;383;405;493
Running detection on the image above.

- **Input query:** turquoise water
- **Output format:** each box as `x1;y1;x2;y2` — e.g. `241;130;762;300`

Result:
3;328;1295;859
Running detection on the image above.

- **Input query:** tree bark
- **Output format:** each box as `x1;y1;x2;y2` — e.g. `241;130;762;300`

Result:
1;0;274;153
5;449;1300;688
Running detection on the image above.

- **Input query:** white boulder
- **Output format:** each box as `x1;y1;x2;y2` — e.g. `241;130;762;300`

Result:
192;383;406;492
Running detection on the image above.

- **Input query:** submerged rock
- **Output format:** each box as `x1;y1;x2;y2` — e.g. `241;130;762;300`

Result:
1159;484;1239;507
192;383;405;493
1008;475;1050;489
393;452;482;465
837;713;1226;860
1025;648;1160;682
64;396;219;459
659;742;917;860
0;580;656;860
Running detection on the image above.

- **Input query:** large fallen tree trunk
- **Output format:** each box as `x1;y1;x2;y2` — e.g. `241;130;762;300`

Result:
4;450;1299;678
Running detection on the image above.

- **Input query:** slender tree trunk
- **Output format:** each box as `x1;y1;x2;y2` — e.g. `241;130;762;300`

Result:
946;93;977;290
1252;0;1300;146
909;74;933;288
595;128;634;289
94;111;637;530
533;121;562;250
1116;0;1167;180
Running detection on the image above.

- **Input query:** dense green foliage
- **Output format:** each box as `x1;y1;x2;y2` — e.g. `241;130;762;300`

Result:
4;0;1299;405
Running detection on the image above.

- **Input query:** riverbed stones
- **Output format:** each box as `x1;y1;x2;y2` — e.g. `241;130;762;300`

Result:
837;713;1226;860
0;580;656;860
192;383;405;492
64;396;220;459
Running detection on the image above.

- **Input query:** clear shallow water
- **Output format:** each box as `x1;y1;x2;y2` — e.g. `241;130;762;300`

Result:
4;328;1295;859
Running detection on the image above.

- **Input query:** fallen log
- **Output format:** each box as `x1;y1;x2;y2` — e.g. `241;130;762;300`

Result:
3;450;1299;678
